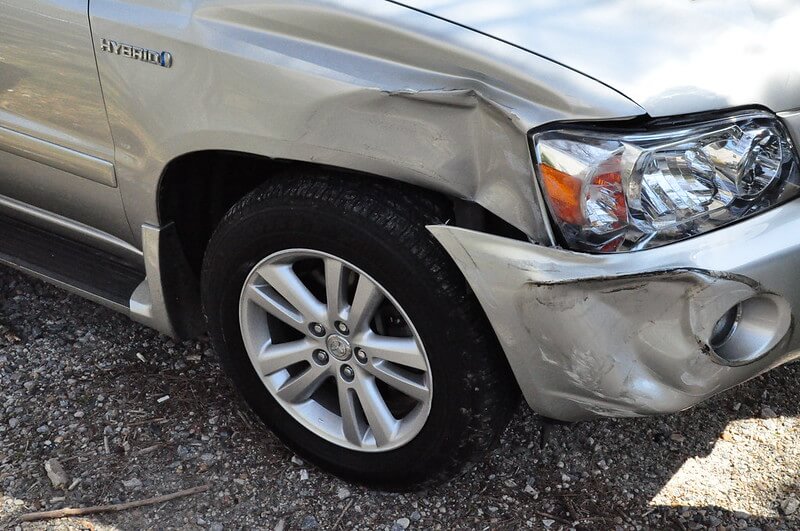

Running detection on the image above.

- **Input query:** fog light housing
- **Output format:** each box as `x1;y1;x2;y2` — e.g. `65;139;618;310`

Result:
709;295;791;366
710;303;742;350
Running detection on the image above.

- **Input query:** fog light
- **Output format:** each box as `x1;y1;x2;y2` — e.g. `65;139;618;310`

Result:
710;303;742;350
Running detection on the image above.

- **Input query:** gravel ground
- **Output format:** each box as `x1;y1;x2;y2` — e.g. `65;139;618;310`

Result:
1;264;799;530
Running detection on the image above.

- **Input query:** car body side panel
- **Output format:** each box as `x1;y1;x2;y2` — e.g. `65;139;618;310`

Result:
0;0;114;159
0;0;132;241
89;0;644;247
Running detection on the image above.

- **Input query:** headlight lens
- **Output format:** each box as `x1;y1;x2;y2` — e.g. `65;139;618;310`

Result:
533;112;800;252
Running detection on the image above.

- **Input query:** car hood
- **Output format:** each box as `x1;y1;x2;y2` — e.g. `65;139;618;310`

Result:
395;0;800;117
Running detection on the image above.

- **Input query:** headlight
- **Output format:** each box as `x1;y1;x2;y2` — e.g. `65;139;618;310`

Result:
532;111;800;252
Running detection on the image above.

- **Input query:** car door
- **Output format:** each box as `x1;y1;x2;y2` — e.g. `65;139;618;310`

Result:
0;0;132;242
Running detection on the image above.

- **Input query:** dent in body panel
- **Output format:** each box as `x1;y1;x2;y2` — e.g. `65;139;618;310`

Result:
430;223;800;421
89;0;644;246
518;273;750;414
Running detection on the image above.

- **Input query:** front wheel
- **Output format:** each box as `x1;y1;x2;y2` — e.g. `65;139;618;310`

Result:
201;173;518;488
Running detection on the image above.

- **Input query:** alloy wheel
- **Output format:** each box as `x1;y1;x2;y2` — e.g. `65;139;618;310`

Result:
238;249;433;452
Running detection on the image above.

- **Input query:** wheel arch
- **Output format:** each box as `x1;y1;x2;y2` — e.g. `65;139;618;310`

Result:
156;150;527;279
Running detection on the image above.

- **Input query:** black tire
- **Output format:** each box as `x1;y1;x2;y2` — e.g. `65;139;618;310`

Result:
201;171;519;488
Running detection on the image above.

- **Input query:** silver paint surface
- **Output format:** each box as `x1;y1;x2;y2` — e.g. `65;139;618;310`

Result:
0;0;114;158
0;125;116;187
0;0;130;240
430;198;800;421
129;224;180;337
398;0;800;117
89;0;644;246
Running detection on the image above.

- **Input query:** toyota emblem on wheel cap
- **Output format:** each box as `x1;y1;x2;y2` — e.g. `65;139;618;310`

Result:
326;335;352;360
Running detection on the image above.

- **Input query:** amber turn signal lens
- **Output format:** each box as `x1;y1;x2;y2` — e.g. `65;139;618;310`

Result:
539;164;583;225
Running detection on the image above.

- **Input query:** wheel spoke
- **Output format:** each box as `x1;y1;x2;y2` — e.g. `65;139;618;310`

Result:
348;274;384;333
275;363;329;403
246;285;306;334
337;383;364;446
257;339;316;376
359;331;427;370
364;360;429;402
352;375;397;447
257;264;326;324
324;258;347;323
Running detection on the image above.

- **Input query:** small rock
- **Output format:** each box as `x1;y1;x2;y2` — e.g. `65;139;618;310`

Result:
761;406;778;419
299;515;318;529
74;410;84;418
299;469;309;480
395;517;410;529
44;458;68;488
670;433;685;443
542;519;555;528
524;485;539;498
291;455;305;466
337;486;351;500
122;478;142;489
781;496;800;515
410;511;421;522
209;524;223;531
274;519;286;531
8;417;18;428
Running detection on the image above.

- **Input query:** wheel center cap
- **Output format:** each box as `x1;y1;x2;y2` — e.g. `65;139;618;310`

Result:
326;334;352;361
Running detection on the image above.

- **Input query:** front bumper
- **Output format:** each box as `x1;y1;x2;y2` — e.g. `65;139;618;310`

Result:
429;199;800;421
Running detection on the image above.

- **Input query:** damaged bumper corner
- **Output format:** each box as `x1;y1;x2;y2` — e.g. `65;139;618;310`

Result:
429;199;800;421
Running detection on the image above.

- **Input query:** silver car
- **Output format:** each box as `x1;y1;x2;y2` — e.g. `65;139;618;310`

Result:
2;0;799;487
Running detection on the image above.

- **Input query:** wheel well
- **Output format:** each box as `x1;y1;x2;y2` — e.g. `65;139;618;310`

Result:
157;150;527;276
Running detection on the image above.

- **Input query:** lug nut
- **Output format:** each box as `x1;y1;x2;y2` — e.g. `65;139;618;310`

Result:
313;349;329;365
340;365;355;382
354;348;368;364
335;321;349;335
309;322;326;337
